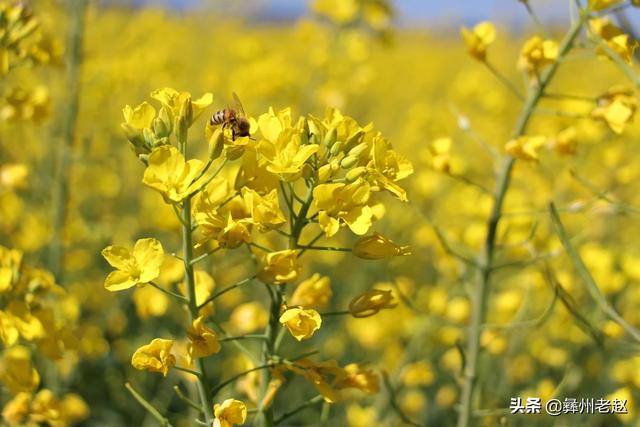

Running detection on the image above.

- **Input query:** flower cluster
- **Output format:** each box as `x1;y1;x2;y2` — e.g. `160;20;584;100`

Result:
101;87;412;425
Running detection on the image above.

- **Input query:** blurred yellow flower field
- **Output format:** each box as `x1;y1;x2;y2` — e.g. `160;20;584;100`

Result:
2;0;640;426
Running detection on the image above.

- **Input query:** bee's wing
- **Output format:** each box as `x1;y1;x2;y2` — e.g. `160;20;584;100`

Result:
231;91;246;117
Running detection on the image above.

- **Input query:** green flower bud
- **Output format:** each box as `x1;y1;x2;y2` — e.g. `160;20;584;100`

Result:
317;164;332;182
143;127;156;146
343;130;365;152
208;128;224;160
340;155;359;169
323;127;337;149
345;166;367;182
152;117;170;139
330;141;344;156
225;146;245;161
348;142;369;158
138;153;150;165
158;106;173;134
121;123;145;148
176;98;191;142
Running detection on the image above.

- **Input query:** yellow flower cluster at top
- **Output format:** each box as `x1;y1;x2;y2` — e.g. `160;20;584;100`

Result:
102;86;412;425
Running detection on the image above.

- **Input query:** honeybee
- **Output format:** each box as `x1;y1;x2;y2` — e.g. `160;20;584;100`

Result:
210;92;251;140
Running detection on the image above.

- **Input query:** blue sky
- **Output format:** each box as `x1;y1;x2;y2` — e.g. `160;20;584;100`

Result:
132;0;640;27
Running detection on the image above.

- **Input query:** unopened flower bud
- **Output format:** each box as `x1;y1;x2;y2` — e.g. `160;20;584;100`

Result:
176;98;191;142
317;164;332;182
353;233;411;260
142;127;156;145
152;117;170;139
323;127;337;149
348;142;369;158
340;155;359;169
345;166;367;182
158;106;173;133
208;128;224;160
330;141;344;156
343;130;365;152
348;289;397;318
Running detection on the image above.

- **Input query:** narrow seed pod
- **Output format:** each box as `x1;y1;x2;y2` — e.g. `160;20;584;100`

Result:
346;166;367;182
340;155;359;169
208;128;224;160
309;133;320;146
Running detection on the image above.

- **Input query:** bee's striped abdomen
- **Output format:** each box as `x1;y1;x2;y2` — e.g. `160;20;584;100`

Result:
210;109;227;125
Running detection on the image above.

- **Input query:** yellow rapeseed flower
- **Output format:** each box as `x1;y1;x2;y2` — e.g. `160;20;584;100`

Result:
461;21;496;61
279;307;322;341
348;289;397;318
518;36;558;77
312;0;359;24
592;87;637;134
241;188;286;231
314;178;372;237
353;232;411;260
142;145;205;203
588;0;624;10
187;316;220;360
150;87;213;126
229;302;269;334
0;163;29;190
0;346;40;394
258;249;300;284
257;108;319;180
131;338;176;376
590;18;637;64
101;238;164;291
290;274;332;307
504;135;547;161
336;364;379;394
213;399;247;427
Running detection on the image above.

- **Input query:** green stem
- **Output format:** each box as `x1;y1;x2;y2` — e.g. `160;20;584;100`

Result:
173;385;204;414
183;196;214;423
274;395;324;425
197;275;255;310
549;203;640;343
256;182;314;426
456;11;588;427
48;0;87;280
148;281;188;303
125;382;173;427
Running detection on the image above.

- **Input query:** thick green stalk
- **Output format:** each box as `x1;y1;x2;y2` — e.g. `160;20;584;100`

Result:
182;197;214;424
456;12;588;427
255;183;314;427
48;0;87;280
